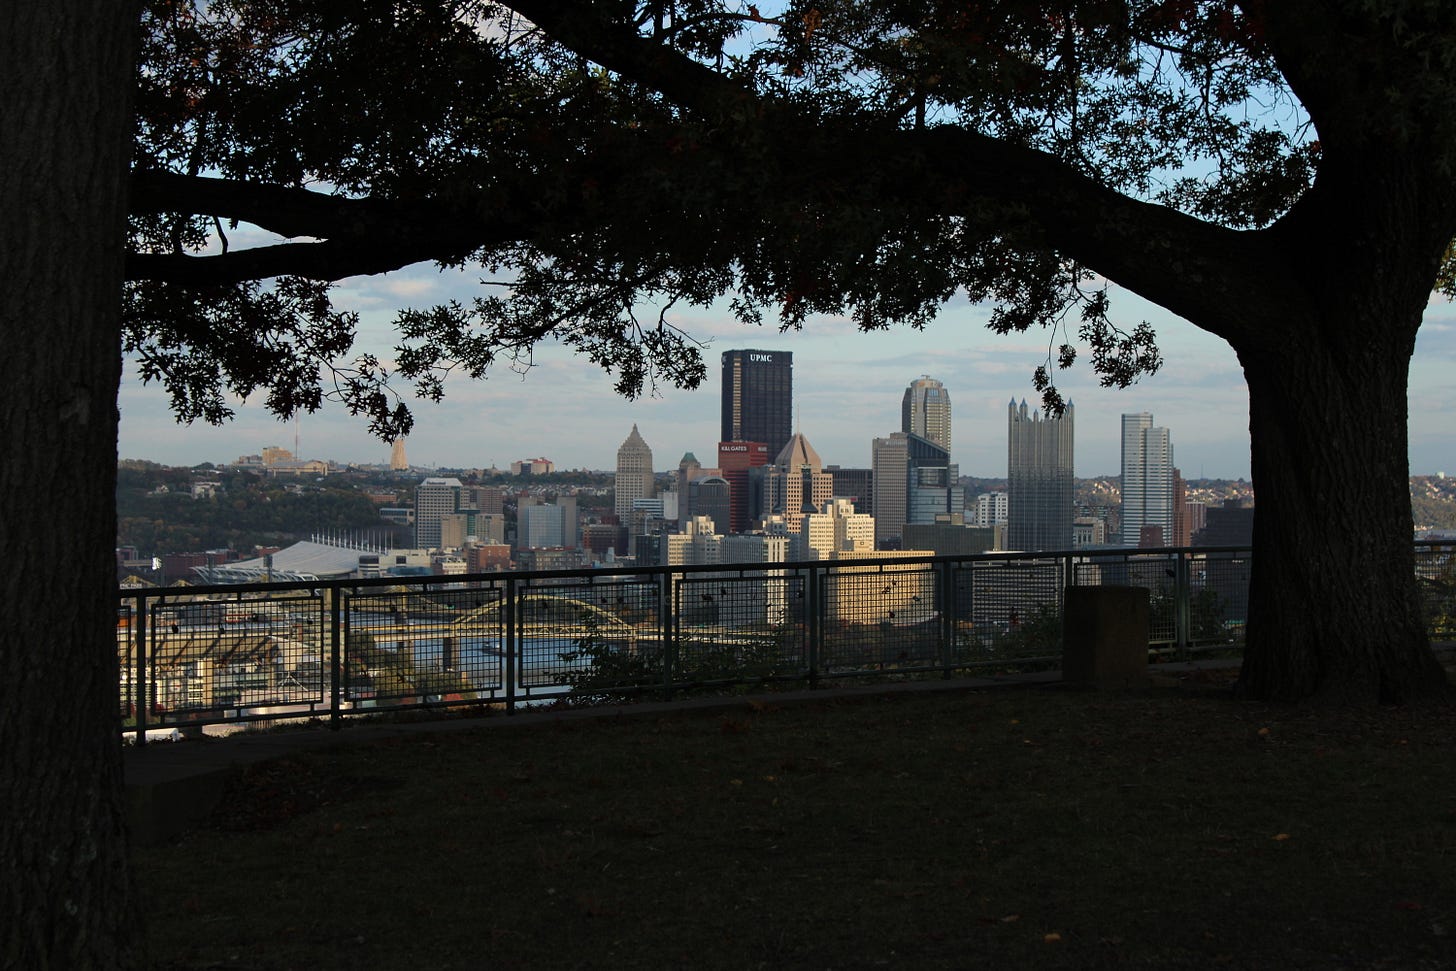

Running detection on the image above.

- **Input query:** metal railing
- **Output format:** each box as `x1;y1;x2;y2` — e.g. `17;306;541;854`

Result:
115;541;1455;742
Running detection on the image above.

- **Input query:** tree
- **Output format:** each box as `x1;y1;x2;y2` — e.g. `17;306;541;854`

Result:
5;1;1454;963
3;1;143;966
120;1;1455;705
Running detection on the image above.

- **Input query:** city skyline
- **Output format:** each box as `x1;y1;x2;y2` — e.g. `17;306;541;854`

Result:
115;258;1456;478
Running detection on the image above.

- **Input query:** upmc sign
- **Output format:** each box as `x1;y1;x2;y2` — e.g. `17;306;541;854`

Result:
749;353;777;363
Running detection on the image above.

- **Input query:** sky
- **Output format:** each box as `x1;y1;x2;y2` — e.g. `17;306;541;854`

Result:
117;259;1456;479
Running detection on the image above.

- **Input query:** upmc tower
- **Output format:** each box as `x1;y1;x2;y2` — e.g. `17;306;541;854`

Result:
721;349;793;460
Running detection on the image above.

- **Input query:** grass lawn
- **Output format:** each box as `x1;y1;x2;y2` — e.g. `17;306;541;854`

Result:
136;681;1456;969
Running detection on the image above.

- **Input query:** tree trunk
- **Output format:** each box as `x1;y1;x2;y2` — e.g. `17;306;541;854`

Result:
1;2;141;968
1234;307;1450;704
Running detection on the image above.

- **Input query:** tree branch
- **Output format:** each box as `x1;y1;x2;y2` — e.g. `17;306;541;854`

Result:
127;171;530;284
504;1;1283;342
504;0;753;113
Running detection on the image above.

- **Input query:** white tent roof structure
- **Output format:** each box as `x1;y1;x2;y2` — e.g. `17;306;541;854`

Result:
192;541;374;583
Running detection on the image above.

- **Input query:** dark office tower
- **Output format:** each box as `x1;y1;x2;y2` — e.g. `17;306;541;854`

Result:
687;475;733;535
721;349;793;460
1007;398;1074;552
826;466;874;515
675;452;702;523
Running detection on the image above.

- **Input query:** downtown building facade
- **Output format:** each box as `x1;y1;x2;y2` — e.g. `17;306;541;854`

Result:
415;477;464;549
795;497;876;560
718;440;772;534
517;497;578;551
760;433;835;534
826;466;873;515
871;431;962;547
974;491;1009;528
1006;399;1074;551
685;475;732;535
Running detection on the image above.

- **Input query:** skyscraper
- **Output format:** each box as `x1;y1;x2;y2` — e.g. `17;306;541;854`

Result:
721;349;793;459
871;433;910;547
686;475;732;535
1120;413;1175;547
614;424;654;518
1007;399;1074;551
902;376;952;454
415;476;463;549
519;502;567;550
762;432;834;534
871;431;960;547
718;440;771;534
675;451;702;523
825;466;873;515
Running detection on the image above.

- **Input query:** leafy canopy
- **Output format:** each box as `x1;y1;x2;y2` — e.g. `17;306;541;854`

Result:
127;1;1401;437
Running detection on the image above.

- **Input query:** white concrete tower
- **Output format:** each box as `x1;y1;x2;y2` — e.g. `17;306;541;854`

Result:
614;424;655;518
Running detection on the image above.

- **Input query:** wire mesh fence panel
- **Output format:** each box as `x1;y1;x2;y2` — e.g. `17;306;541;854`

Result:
516;577;659;700
1186;554;1252;653
117;602;136;720
120;543;1446;736
343;584;505;707
145;591;325;725
1416;544;1456;640
818;562;941;675
674;571;807;685
1072;553;1180;645
950;559;1065;669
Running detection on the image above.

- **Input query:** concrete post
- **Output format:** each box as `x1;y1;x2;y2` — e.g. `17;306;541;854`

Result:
1062;586;1150;689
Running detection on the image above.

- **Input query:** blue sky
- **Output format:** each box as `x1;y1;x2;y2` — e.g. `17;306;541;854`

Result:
118;261;1456;479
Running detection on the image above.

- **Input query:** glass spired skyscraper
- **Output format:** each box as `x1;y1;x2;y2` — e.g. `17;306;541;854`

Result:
721;349;793;460
1007;398;1074;551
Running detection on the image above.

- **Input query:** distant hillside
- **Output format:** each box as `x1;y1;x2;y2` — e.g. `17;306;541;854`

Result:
1412;476;1456;531
116;463;402;555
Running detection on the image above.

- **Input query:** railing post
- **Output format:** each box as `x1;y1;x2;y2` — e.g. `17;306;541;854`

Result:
1175;551;1191;661
504;575;517;713
938;560;954;678
134;592;148;747
807;565;820;689
660;568;675;703
329;585;342;731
